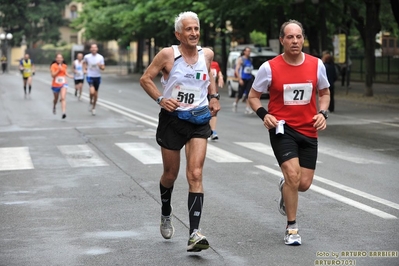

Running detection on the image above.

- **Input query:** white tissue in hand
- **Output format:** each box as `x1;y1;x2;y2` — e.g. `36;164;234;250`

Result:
276;120;285;134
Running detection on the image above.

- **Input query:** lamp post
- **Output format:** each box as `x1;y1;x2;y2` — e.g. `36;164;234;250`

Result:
0;32;13;73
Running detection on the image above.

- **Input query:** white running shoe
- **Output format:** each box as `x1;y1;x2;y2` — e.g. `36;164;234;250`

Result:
187;229;209;252
92;109;96;116
284;224;302;245
160;206;174;239
232;102;237;112
244;107;254;114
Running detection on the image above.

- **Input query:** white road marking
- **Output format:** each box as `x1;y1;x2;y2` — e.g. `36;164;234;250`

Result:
206;144;252;163
116;142;162;164
255;165;397;219
318;146;384;164
310;185;397;219
235;142;275;157
34;76;159;128
314;175;399;210
57;145;108;167
0;147;34;171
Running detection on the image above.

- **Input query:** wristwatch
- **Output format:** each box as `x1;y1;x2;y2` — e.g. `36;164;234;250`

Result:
209;93;220;100
319;110;328;120
156;96;164;105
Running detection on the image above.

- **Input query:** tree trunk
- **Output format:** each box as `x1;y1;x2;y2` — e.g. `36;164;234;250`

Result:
319;0;329;52
364;0;381;96
390;0;399;28
135;38;145;74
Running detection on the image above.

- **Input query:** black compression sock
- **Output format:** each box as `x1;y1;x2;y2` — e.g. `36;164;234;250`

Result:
24;86;26;94
29;86;31;93
160;183;173;216
188;192;203;235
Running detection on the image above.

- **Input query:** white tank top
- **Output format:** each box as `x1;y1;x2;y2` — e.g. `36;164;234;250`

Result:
161;45;210;111
74;59;84;80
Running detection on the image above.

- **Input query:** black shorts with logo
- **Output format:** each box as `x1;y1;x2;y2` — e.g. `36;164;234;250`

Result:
269;124;318;170
156;109;212;150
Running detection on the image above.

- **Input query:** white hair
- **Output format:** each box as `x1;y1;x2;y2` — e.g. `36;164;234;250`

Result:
174;11;200;32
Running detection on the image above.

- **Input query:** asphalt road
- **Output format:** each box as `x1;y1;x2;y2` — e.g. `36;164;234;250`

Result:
0;71;398;266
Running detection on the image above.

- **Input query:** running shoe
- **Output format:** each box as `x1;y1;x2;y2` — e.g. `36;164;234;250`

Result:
75;90;77;96
88;104;92;112
278;177;286;216
232;102;237;112
245;107;254;114
284;224;301;245
210;133;219;141
62;113;66;119
53;107;56;115
160;206;174;239
92;109;96;116
187;229;209;252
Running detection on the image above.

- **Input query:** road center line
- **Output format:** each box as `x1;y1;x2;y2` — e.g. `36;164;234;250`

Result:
255;165;397;219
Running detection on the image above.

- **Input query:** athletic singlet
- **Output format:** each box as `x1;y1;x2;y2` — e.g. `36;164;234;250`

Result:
74;59;84;80
50;63;68;87
240;56;253;80
21;59;33;78
252;53;330;138
83;53;104;78
160;45;210;111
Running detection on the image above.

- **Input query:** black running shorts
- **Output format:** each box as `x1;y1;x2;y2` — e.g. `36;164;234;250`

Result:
156;109;212;150
74;79;84;85
269;124;318;170
86;77;101;91
238;77;253;99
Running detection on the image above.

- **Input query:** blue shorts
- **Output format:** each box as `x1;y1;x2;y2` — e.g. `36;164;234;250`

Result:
51;84;67;93
86;77;101;91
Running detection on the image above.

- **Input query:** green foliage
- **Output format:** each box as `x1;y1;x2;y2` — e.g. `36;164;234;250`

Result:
250;31;267;46
0;0;69;47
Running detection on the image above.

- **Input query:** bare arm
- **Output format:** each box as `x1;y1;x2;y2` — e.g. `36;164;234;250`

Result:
313;88;331;131
50;64;60;78
234;57;242;78
139;48;179;112
248;88;278;129
83;60;87;74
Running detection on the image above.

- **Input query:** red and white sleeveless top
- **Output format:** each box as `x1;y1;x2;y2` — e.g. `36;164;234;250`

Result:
252;53;329;138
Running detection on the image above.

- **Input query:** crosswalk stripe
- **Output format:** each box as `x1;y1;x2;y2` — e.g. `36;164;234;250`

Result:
116;142;162;164
206;144;252;163
0;147;34;171
255;165;397;219
57;145;108;168
235;142;275;157
318;146;384;164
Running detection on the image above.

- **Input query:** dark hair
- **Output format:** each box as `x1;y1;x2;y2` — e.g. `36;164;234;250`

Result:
50;54;66;67
279;19;305;38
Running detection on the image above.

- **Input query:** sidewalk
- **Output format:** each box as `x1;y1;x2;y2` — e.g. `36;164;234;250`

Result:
334;81;399;109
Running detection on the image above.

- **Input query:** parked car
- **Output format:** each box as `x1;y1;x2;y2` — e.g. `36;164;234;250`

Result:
226;45;278;98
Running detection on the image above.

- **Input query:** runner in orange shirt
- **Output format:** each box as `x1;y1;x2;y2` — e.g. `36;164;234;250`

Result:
50;54;73;119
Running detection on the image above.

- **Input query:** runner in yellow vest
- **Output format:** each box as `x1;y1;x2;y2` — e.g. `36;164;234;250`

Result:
19;53;35;97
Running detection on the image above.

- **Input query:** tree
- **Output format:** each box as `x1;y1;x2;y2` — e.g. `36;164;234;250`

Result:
389;0;399;30
351;0;381;96
0;0;69;47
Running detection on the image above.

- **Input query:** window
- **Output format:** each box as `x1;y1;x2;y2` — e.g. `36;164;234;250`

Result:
70;5;78;19
389;39;394;48
70;35;78;44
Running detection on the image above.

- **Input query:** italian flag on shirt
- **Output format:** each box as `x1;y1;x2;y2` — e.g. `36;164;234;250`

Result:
196;72;207;80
